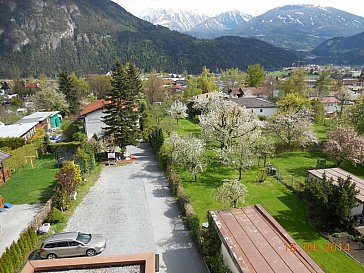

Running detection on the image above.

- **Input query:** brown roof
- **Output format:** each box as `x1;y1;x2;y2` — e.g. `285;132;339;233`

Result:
79;99;110;116
210;205;324;273
308;168;364;202
24;82;40;89
310;97;339;104
229;87;245;95
343;79;359;85
242;87;268;96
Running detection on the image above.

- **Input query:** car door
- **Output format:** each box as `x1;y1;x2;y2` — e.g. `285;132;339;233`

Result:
55;241;69;257
67;240;84;257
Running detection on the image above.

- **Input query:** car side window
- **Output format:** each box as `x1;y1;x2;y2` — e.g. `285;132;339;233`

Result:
68;241;80;246
44;243;54;248
57;241;69;248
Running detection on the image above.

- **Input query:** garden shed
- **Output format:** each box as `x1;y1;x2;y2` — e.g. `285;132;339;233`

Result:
209;205;324;273
308;168;364;215
0;149;11;183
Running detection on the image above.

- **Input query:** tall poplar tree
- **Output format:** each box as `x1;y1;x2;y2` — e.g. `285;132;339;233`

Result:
58;71;79;114
103;61;142;151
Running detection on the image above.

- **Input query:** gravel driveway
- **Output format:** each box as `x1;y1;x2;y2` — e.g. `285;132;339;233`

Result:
66;142;208;273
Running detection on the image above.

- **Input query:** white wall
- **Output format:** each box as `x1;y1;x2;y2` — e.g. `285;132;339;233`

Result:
84;110;106;139
221;243;241;273
351;203;364;216
249;107;278;117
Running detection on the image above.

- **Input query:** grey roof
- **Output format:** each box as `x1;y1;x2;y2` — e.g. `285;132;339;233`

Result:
230;97;278;109
0;122;38;138
16;111;59;124
0;150;11;163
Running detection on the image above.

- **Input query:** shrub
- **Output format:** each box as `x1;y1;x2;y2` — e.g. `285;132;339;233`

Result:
0;137;25;150
256;168;267;183
46;208;65;223
47;141;80;153
56;161;82;195
72;132;87;142
4;142;41;172
52;187;71;211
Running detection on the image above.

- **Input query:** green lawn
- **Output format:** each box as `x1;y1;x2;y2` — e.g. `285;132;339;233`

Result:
172;118;364;273
0;154;58;204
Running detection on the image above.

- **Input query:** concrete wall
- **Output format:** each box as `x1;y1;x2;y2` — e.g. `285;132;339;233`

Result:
249;107;278;117
221;243;241;273
84;110;106;139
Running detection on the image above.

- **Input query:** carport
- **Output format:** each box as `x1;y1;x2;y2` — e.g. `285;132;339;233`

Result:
0;149;11;183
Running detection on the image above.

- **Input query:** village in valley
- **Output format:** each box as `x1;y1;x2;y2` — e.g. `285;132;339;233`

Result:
0;61;364;273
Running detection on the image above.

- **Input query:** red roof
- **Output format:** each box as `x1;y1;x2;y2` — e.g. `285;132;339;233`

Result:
24;82;40;89
310;97;339;104
210;205;324;273
79;99;110;116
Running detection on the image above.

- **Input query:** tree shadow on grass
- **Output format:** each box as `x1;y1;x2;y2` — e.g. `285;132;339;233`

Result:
272;193;322;242
38;180;57;203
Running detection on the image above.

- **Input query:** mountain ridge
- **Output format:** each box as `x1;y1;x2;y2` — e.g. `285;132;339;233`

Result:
0;0;297;77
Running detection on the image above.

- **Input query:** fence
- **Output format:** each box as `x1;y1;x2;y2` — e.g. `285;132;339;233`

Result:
31;199;53;229
274;167;305;193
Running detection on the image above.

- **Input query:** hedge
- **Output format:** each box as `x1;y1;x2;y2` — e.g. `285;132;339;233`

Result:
0;227;38;273
0;138;25;150
4;142;41;172
47;142;81;153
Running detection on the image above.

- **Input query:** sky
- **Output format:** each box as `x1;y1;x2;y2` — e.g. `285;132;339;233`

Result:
113;0;364;17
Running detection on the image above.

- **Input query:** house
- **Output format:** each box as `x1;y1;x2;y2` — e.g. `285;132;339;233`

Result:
229;87;269;99
23;82;40;90
16;111;62;130
228;87;245;98
310;97;339;114
342;78;362;92
210;205;324;273
0;122;38;140
308;168;364;216
79;99;110;139
230;97;278;117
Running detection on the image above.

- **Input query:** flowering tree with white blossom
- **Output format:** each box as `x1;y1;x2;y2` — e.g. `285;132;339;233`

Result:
167;100;188;124
168;133;206;182
216;178;248;208
199;99;263;149
269;109;318;149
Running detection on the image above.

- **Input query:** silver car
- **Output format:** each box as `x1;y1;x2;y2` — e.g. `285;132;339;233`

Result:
40;232;106;259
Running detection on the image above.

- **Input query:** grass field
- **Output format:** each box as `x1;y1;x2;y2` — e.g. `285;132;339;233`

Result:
168;117;364;273
0;154;58;204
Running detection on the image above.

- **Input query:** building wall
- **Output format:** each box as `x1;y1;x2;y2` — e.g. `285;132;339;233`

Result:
249;107;278;117
50;115;61;128
221;243;241;273
84;110;106;139
323;103;338;114
22;127;36;140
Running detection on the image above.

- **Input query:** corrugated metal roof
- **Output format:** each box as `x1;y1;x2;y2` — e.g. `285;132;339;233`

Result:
210;205;324;273
308;168;364;202
16;111;59;124
0;150;11;162
0;122;38;138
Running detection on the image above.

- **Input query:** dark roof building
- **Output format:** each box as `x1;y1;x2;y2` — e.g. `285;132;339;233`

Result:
210;205;324;273
230;97;277;109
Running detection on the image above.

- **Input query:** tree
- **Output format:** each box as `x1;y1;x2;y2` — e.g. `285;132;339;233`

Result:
325;126;364;166
216;178;248;208
305;174;358;230
276;93;311;113
197;66;217;93
278;68;308;95
31;82;69;112
169;133;206;182
56;161;82;195
220;68;245;90
351;95;364;133
102;61;142;151
167;100;188;124
335;89;352;118
86;74;112;99
200;99;263;149
254;136;276;167
310;98;325;124
58;71;79;114
316;67;331;97
246;64;264;87
143;73;165;103
269;109;318;149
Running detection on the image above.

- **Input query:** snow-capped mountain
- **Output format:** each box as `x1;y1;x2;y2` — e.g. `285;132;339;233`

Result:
232;5;364;50
187;11;252;38
141;9;209;32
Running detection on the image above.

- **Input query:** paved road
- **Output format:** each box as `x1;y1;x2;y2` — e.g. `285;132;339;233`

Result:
66;142;208;273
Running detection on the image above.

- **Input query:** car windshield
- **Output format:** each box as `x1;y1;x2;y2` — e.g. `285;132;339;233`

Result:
76;233;91;244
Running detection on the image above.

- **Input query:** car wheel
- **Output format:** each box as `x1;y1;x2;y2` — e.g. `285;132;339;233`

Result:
47;253;57;259
86;249;96;256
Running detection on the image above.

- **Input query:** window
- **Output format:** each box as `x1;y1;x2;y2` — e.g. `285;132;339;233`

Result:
68;241;80;247
260;109;263;113
57;242;69;248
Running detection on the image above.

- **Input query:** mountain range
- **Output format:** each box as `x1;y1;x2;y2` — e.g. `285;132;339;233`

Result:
0;0;297;78
142;5;364;51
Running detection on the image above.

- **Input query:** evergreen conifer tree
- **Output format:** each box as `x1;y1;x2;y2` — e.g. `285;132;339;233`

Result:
58;71;79;114
103;61;142;151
